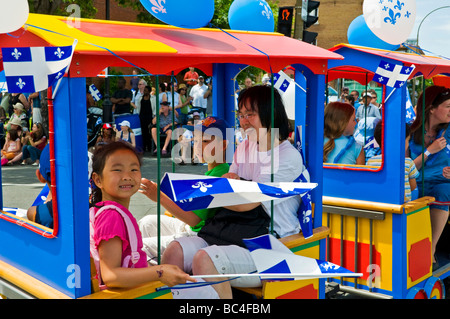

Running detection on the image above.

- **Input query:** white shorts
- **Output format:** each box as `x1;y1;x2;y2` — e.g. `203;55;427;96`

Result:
138;215;196;263
175;236;261;288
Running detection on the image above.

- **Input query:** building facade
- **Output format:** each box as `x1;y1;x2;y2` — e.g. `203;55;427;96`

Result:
277;0;363;49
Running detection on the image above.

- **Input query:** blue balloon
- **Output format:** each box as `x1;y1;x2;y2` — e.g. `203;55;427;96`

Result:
347;15;400;51
228;0;274;32
140;0;214;29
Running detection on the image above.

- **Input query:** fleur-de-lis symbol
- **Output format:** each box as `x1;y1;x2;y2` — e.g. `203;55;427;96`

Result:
320;262;338;271
405;11;411;18
55;72;63;80
259;1;272;20
384;8;401;25
16;78;26;89
54;47;65;59
302;209;312;224
394;0;404;10
150;0;166;14
192;181;212;193
11;48;22;60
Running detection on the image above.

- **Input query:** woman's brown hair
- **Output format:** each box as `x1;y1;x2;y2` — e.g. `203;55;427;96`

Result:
411;85;450;145
323;102;355;162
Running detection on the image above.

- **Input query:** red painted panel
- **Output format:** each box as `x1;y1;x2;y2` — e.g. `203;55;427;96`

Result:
276;284;318;299
408;238;431;282
328;238;381;280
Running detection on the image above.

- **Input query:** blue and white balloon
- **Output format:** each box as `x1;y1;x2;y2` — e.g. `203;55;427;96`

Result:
363;0;416;45
140;0;214;29
228;0;274;32
347;15;400;51
0;0;29;34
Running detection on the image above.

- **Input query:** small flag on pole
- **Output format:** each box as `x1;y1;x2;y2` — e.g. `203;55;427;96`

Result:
0;71;8;93
294;125;313;238
2;41;77;93
272;70;292;93
405;89;415;123
89;84;103;102
372;60;415;88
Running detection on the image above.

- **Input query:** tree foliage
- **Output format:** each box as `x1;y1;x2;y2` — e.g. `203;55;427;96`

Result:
28;0;97;18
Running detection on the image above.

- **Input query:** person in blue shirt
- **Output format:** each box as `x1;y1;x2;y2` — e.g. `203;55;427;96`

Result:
409;85;450;269
323;102;365;165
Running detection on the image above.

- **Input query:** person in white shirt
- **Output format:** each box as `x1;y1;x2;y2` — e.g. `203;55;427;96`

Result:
163;85;306;299
189;76;208;116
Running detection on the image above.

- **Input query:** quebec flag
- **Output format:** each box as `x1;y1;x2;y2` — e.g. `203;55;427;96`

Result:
405;89;415;124
89;84;103;102
2;41;77;93
294;125;313;238
160;173;317;212
0;71;8;93
372;60;415;88
243;234;361;280
272;70;292;94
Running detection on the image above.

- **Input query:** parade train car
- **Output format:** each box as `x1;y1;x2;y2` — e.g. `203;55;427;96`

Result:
322;43;450;299
0;14;342;299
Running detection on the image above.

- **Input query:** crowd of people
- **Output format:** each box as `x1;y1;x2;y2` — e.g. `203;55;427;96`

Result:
0;91;48;166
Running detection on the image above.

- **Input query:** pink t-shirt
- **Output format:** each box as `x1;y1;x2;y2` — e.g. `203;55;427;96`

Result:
93;201;148;269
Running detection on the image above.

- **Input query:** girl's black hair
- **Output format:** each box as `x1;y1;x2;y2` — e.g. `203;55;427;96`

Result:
237;85;290;141
90;141;143;206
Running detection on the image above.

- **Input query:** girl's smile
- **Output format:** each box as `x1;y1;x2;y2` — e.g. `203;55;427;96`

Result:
92;148;141;207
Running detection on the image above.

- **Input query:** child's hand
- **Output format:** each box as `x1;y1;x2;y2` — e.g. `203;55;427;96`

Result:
139;178;158;202
222;172;240;180
155;264;196;287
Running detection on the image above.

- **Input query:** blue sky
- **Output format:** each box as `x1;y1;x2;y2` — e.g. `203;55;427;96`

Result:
409;0;450;57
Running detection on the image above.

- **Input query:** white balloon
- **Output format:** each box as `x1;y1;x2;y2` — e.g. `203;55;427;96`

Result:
0;0;29;34
363;0;416;45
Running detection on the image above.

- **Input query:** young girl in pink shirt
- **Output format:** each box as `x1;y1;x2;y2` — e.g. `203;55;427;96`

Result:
90;141;194;289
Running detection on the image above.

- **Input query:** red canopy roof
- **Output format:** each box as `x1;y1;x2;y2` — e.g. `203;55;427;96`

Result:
0;14;343;77
328;44;450;82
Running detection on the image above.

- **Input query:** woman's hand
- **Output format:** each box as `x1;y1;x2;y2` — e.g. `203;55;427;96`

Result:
428;137;447;154
443;166;450;179
139;178;158;202
222;172;240;180
155;264;196;287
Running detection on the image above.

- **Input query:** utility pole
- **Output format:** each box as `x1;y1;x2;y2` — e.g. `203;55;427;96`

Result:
102;0;113;124
293;0;304;40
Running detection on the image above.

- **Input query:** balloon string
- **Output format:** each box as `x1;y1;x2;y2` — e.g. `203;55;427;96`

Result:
208;23;273;75
402;42;450;61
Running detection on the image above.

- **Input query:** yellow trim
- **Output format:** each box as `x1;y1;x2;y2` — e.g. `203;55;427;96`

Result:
61;15;284;36
25;14;178;54
323;196;404;214
79;281;169;299
0;210;53;234
0;259;71;299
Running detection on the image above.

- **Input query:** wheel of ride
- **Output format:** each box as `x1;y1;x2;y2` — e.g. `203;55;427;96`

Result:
406;287;428;299
424;277;445;300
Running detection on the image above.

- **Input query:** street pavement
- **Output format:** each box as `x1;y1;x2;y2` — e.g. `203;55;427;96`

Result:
1;155;207;222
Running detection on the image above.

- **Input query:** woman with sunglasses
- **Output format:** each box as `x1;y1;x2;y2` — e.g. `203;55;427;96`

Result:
409;85;450;270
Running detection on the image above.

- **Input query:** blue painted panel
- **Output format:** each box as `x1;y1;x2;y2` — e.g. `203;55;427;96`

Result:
0;77;91;298
323;49;406;205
